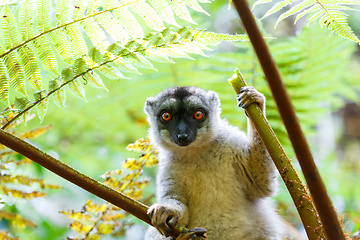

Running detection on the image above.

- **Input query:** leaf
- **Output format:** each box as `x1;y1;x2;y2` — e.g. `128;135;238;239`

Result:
49;78;66;108
1;5;21;49
18;45;42;90
182;0;209;15
148;0;180;27
68;78;87;101
33;35;59;75
167;0;197;24
84;71;108;90
253;0;360;44
48;29;75;64
34;90;49;122
112;4;144;39
36;0;52;33
130;1;165;31
0;46;27;97
81;18;110;54
125;53;157;71
96;12;130;43
65;24;89;58
0;59;10;106
55;0;71;26
19;0;36;40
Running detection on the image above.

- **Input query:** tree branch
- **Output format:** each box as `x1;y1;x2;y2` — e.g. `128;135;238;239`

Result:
0;129;202;238
231;0;346;239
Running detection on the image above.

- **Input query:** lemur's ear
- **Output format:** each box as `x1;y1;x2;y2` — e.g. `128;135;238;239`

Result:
207;90;220;108
144;97;157;115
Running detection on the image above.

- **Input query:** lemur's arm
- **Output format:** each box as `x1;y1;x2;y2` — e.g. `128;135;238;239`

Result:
237;87;277;199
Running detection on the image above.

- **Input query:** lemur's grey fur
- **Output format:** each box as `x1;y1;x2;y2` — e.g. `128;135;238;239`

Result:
144;86;285;240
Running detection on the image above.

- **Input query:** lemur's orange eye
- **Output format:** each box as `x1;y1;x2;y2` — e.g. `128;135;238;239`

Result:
162;112;172;121
194;110;204;120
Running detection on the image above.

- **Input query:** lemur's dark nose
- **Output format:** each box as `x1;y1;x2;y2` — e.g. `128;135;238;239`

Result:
176;133;189;143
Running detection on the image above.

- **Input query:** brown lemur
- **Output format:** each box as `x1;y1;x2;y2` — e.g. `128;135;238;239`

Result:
144;86;285;240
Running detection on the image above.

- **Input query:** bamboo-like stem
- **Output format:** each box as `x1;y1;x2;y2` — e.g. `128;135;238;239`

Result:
229;70;324;239
231;0;346;239
0;129;200;238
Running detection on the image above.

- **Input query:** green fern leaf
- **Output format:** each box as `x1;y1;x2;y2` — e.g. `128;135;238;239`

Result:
72;0;87;20
113;4;144;39
0;46;27;97
274;0;315;28
140;49;174;63
18;45;42;90
112;58;140;74
49;78;66;108
81;18;110;54
1;6;41;92
254;0;360;44
33;36;59;75
251;0;274;10
14;97;30;110
98;64;127;79
87;0;103;14
148;0;180;27
48;30;75;64
319;10;360;44
156;45;194;59
259;0;294;20
182;0;209;15
96;12;130;43
193;30;249;45
55;0;71;26
126;52;157;70
84;71;108;90
130;1;165;31
68;78;87;101
34;90;49;122
1;5;21;48
0;59;10;106
36;0;52;32
168;0;197;25
19;0;35;40
65;24;89;58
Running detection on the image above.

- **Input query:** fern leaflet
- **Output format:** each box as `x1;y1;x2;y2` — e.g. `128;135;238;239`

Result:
253;0;360;44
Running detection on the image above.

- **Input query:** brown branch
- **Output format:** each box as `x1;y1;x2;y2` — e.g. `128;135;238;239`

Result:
0;129;191;238
231;0;346;239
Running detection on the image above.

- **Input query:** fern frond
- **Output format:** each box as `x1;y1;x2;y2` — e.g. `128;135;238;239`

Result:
0;60;10;106
148;0;180;27
168;0;197;24
253;0;360;44
0;46;27;97
0;0;244;125
130;1;165;31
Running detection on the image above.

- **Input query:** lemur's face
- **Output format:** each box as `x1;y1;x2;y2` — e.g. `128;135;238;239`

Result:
144;87;220;148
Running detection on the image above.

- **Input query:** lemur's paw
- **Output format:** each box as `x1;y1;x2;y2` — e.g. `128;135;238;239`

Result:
147;203;180;237
173;228;207;240
237;86;265;111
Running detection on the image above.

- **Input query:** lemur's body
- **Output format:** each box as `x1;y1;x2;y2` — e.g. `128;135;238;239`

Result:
144;86;284;240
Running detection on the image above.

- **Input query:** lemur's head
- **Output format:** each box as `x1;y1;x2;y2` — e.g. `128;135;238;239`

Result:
144;86;221;149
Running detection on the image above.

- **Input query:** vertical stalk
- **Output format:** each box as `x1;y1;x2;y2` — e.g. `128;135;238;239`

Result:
229;70;324;239
231;0;346;239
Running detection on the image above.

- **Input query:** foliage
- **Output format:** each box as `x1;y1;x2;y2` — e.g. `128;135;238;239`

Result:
0;0;248;126
62;138;157;239
0;111;61;239
118;24;359;151
252;0;360;45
